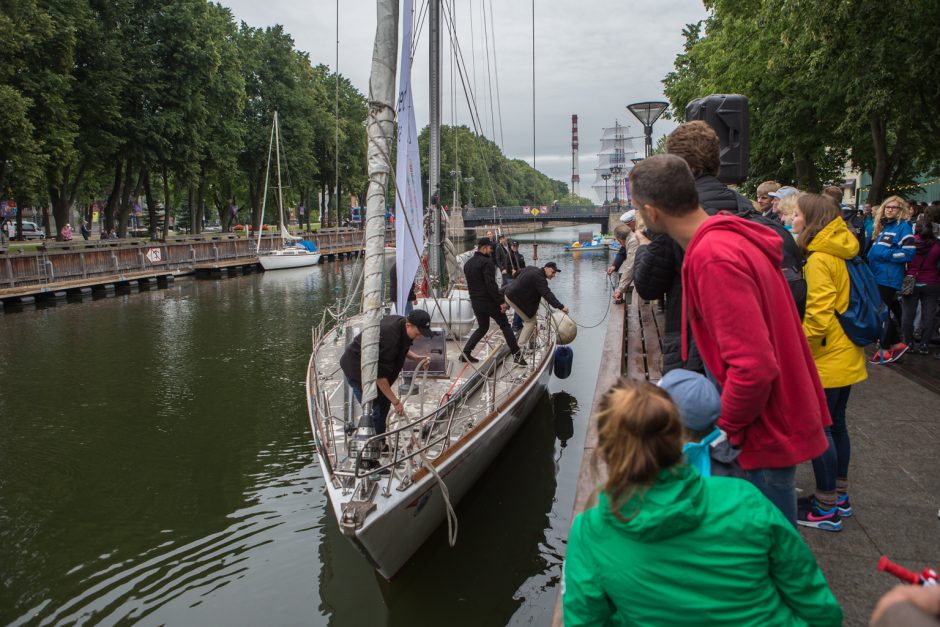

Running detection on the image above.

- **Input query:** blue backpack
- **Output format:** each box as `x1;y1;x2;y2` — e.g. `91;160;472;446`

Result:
838;256;889;346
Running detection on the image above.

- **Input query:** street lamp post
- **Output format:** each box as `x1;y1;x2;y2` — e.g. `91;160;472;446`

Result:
627;101;669;158
609;165;623;206
463;176;474;208
601;173;611;206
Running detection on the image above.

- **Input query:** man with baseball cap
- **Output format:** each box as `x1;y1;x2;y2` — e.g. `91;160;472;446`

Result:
462;236;525;365
340;309;432;436
504;261;568;349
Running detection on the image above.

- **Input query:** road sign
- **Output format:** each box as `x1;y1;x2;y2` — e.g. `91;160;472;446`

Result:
145;248;162;263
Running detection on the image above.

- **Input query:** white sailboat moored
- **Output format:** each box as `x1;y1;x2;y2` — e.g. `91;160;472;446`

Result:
305;0;565;579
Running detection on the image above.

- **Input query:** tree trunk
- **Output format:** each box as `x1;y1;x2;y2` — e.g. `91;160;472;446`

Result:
250;170;264;233
142;168;159;240
868;113;890;204
117;158;135;237
188;186;196;235
793;153;820;193
104;160;122;236
161;164;172;240
195;170;207;234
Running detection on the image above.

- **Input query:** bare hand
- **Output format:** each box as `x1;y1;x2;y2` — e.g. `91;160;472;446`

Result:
394;401;406;415
562;307;569;314
614;290;622;300
634;230;650;246
871;585;940;625
606;265;615;275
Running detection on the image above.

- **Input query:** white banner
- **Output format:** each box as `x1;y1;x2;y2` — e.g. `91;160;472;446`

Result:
395;0;424;314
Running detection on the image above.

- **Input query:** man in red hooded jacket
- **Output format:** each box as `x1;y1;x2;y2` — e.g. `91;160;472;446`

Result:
629;155;829;525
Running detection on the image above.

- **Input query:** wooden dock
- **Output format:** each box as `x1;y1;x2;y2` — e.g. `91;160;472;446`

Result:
551;289;664;625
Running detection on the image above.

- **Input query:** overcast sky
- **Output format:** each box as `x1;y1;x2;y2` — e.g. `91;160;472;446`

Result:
219;0;710;202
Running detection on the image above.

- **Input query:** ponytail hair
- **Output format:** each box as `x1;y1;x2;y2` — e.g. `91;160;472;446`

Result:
594;379;683;520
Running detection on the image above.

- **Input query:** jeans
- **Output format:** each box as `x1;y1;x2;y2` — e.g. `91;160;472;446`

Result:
463;309;520;356
743;466;797;526
826;386;852;479
901;283;940;345
878;284;903;347
348;381;391;434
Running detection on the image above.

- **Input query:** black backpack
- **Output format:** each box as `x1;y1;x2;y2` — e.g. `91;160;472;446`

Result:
734;195;808;319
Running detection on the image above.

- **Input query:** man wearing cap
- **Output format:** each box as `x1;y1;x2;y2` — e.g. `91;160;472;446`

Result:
607;209;637;276
339;310;432;435
462;237;525;365
768;186;799;223
507;240;526;278
504;261;568;348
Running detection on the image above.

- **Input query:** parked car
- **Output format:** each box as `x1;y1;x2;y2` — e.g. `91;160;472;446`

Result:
4;220;46;240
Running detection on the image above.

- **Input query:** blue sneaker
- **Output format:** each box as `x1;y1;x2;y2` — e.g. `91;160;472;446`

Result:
797;503;843;532
837;494;853;517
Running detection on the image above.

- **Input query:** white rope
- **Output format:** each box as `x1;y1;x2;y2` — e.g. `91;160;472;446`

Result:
419;446;458;546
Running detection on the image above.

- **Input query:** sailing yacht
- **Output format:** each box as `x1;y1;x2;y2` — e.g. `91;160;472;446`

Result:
257;111;322;271
305;0;563;578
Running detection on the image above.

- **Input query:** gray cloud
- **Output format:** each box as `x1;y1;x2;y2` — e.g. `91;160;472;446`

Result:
220;0;709;202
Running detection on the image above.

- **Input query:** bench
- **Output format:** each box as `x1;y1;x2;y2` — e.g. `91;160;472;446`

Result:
624;289;665;383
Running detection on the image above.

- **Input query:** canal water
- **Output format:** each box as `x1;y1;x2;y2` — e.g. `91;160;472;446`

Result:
0;226;615;626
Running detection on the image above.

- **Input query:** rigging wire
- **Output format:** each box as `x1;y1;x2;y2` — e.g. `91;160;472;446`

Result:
481;0;496;141
487;0;504;149
468;0;478;132
334;0;340;229
410;0;429;60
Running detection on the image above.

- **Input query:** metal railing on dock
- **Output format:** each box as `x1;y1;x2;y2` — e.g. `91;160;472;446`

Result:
0;228;381;294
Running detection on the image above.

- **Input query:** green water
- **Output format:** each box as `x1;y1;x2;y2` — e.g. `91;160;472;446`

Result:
0;227;612;626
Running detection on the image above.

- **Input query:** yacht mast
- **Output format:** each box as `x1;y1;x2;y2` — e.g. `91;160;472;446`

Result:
428;0;442;293
358;0;399;414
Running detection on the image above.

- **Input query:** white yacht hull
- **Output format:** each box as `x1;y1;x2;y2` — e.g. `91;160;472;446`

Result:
259;250;321;270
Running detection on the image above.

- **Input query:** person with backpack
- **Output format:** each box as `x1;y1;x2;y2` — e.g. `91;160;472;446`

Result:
791;194;868;531
629;155;830;525
868;196;916;363
901;210;940;354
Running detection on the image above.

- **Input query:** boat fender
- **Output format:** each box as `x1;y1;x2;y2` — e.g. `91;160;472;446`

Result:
553;346;574;379
551;311;578;345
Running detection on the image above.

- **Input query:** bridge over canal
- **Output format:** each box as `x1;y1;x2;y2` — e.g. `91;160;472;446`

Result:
458;205;625;235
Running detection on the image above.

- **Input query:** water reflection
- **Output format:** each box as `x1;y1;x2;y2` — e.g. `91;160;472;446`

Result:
0;227;609;626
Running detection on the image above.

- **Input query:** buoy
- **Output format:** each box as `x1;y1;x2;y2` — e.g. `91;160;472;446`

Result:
553;346;574;379
551;311;578;345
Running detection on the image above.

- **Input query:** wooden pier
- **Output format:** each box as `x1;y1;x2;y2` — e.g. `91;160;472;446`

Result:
0;228;376;310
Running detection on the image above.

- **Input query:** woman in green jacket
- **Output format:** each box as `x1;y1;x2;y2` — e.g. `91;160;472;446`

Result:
563;380;842;626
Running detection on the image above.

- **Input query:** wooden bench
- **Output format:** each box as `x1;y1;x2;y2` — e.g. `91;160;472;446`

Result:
624;289;665;383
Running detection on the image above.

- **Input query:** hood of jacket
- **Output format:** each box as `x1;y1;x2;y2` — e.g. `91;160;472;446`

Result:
595;465;704;542
807;216;859;261
686;214;783;269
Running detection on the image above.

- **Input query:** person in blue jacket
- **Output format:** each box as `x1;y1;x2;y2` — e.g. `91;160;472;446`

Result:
868;196;916;363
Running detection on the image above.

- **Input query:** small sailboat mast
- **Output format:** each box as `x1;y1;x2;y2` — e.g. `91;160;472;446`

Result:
428;0;442;294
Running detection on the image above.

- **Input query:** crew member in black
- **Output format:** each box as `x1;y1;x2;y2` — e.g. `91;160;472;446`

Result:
507;240;526;278
389;260;417;314
494;234;511;285
504;261;568;347
340;310;432;434
461;237;525;365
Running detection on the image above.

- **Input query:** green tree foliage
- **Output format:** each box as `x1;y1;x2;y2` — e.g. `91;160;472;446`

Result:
662;0;940;202
421;125;568;208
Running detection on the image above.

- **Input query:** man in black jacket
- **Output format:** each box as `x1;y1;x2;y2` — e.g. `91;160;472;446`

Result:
462;237;525;365
633;120;806;373
504;261;568;347
340;310;432;434
494;234;511;285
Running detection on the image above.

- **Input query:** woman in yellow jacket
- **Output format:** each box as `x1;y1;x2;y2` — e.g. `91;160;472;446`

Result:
791;193;868;532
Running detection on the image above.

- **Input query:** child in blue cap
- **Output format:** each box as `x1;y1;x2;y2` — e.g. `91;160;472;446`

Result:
658;369;743;478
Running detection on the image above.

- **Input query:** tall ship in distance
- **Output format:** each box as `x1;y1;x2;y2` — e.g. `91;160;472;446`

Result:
592;121;639;207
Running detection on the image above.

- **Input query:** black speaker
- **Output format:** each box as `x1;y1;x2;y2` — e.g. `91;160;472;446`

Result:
685;94;749;185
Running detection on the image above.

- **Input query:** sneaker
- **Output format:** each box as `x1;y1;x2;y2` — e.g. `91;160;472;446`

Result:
869;349;890;365
459;352;479;364
836;494;853;518
797;503;843;531
884;343;909;363
512;353;528;367
912;343;930;355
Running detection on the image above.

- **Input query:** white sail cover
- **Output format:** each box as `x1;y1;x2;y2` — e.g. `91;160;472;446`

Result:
360;0;398;406
395;0;424;313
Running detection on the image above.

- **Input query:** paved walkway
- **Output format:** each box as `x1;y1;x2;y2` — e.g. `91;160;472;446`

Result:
555;300;940;626
797;360;940;626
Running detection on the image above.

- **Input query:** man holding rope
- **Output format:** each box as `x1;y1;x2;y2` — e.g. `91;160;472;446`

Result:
504;261;569;349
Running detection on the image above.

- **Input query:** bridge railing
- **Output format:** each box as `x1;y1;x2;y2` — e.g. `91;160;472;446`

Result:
462;205;608;222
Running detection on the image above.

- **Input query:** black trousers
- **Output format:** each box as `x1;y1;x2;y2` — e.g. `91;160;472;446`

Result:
878;284;903;347
463;309;520;356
